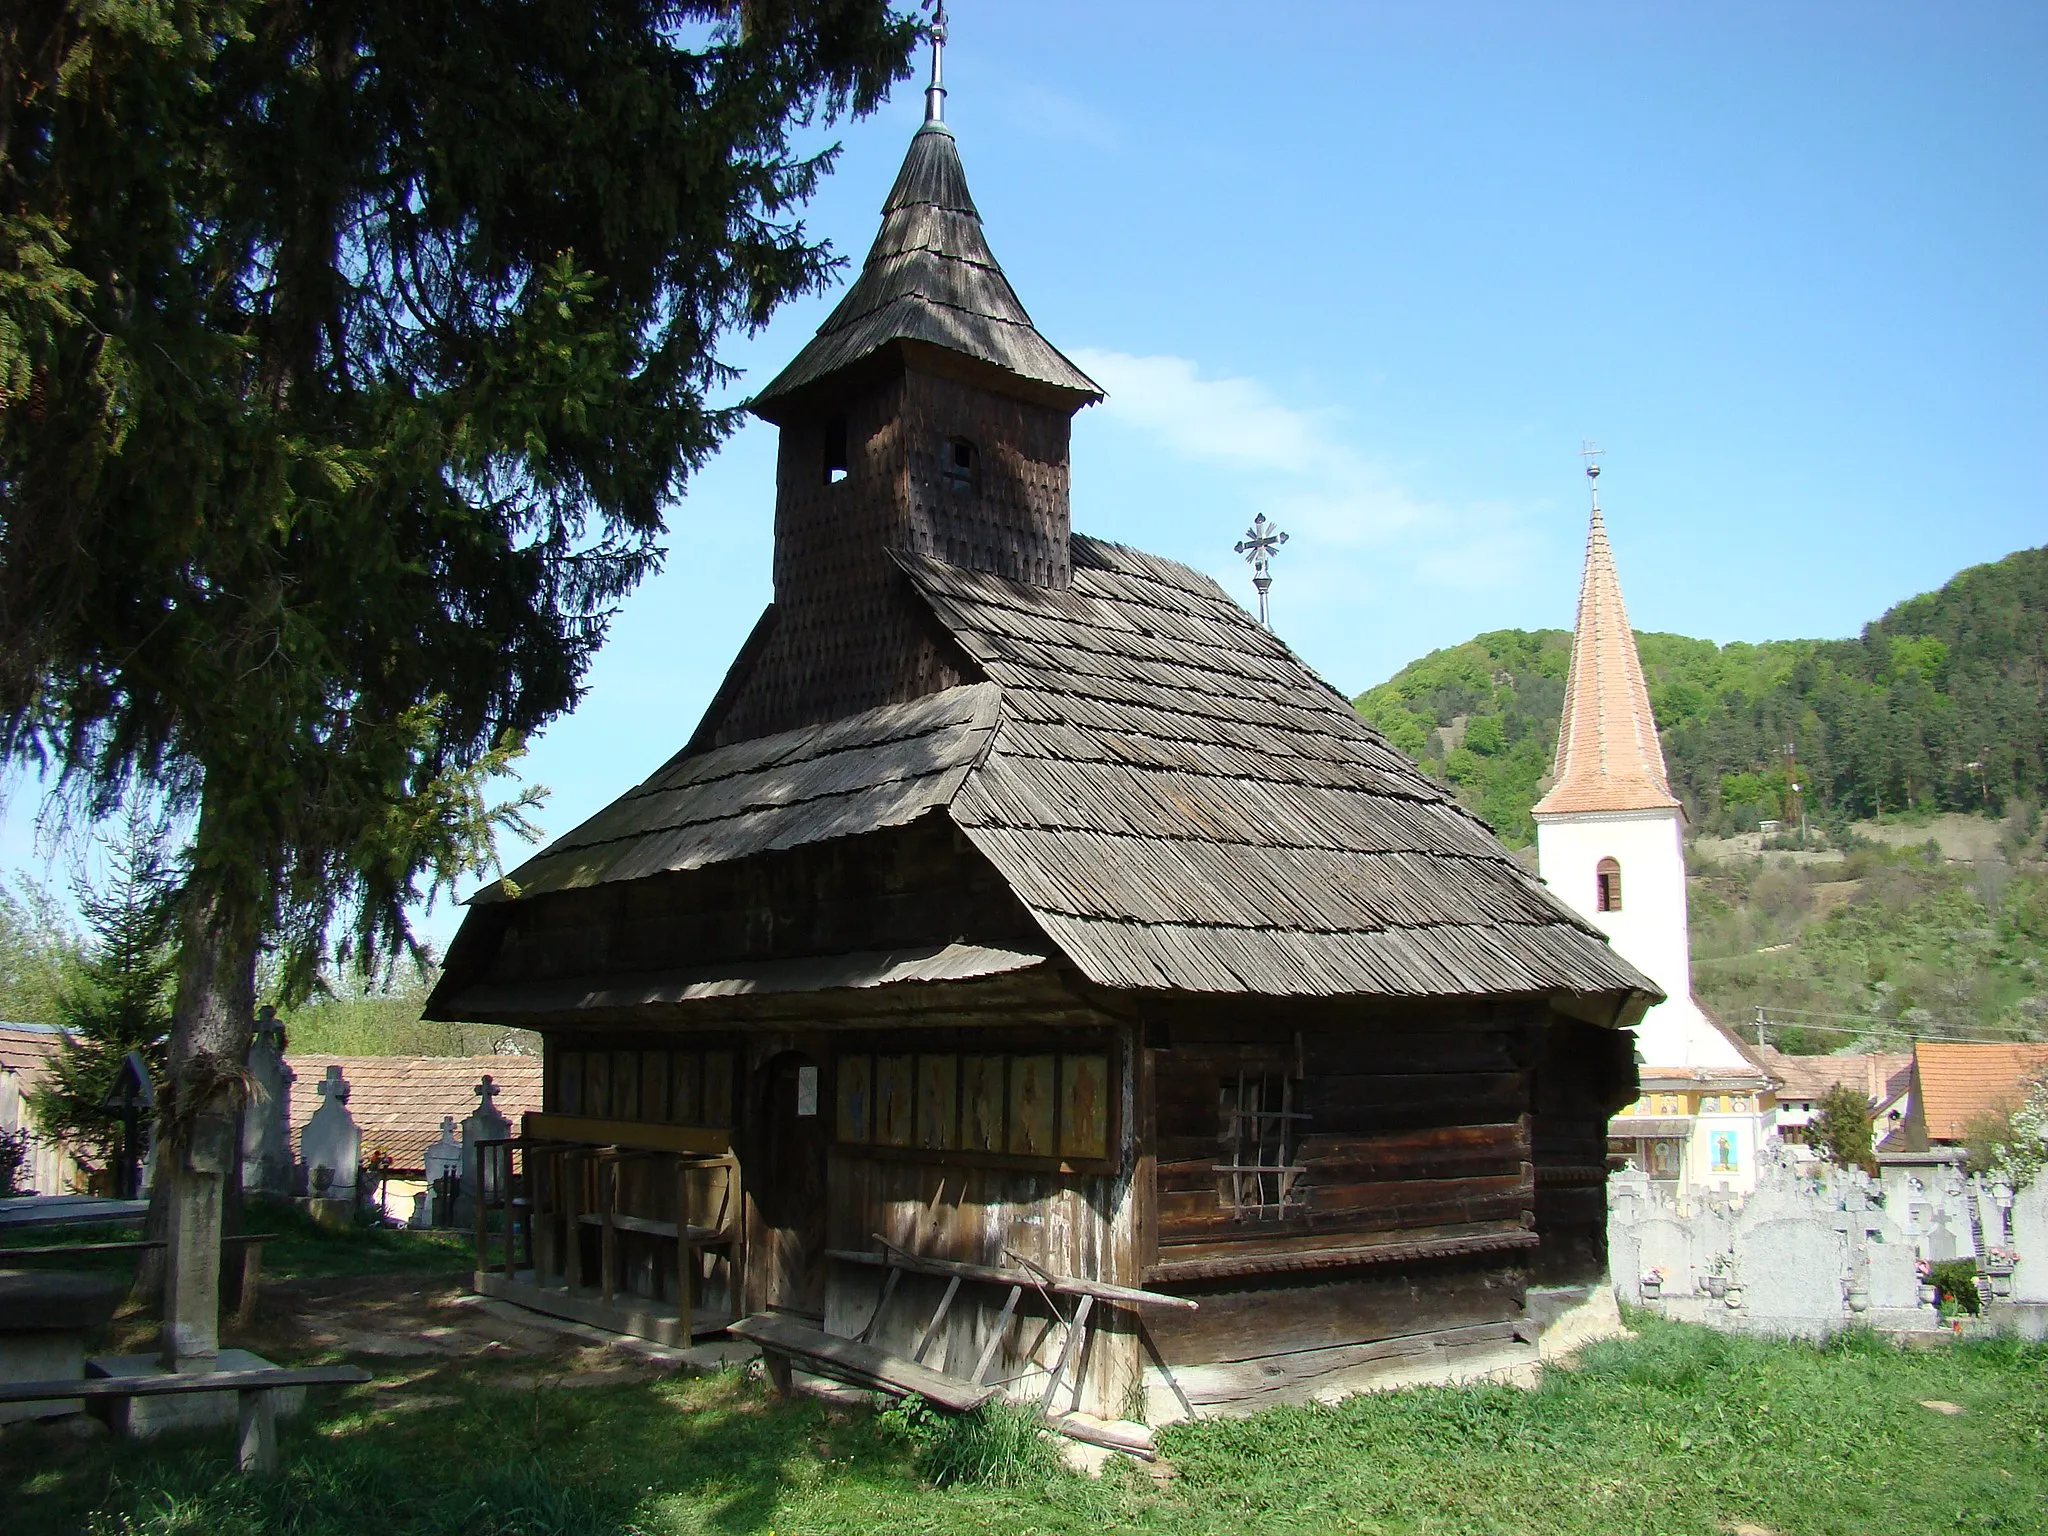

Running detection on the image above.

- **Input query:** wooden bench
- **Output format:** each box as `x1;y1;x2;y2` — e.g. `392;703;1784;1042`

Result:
728;1314;996;1412
0;1365;370;1473
735;1238;1197;1456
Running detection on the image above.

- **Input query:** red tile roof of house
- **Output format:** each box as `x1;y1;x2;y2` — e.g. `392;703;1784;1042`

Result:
0;1021;68;1095
1911;1042;2048;1144
285;1053;542;1174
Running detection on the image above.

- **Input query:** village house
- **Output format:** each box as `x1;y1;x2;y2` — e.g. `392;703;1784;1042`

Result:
1531;473;1777;1195
0;1021;84;1196
426;66;1660;1422
1898;1041;2048;1153
1758;1046;1912;1150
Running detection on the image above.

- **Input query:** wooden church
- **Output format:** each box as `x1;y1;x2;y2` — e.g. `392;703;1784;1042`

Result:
428;56;1656;1427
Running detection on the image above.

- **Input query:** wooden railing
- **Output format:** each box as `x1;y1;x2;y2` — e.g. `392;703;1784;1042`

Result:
473;1132;741;1342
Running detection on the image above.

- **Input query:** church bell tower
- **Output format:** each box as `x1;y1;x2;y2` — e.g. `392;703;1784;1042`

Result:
697;15;1102;748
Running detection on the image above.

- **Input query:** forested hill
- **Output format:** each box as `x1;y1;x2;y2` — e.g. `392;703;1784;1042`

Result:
1353;546;2048;847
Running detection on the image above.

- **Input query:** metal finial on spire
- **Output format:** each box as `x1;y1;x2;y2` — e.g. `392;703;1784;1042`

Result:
1580;440;1604;515
1235;513;1289;629
922;2;948;123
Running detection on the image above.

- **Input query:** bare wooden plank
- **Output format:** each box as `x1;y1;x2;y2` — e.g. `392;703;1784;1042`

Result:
0;1367;370;1405
828;1243;1197;1311
727;1314;995;1413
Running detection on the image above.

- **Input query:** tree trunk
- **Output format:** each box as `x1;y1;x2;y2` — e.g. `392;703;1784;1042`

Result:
154;792;265;1370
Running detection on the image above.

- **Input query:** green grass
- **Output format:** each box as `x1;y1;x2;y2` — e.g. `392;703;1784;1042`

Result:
3;1318;2044;1535
0;1198;473;1282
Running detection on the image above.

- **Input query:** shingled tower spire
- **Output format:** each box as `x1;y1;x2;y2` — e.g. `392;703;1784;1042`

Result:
1533;453;1680;818
1534;452;1766;1185
704;24;1102;747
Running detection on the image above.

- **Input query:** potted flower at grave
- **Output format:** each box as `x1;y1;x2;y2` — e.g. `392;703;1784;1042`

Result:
1704;1252;1731;1298
1640;1266;1665;1301
1915;1257;1937;1308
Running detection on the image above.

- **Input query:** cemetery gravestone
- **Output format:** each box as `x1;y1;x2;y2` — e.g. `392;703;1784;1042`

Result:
422;1117;462;1227
300;1066;361;1202
456;1075;512;1228
1736;1214;1846;1337
241;1007;295;1198
2010;1178;2048;1306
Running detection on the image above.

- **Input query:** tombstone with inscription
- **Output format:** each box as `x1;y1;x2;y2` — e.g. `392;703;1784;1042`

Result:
2010;1177;2048;1307
455;1075;512;1228
422;1116;463;1227
1633;1216;1694;1300
1736;1212;1847;1337
1605;1169;1654;1302
240;1006;295;1197
1855;1207;1924;1320
299;1065;361;1202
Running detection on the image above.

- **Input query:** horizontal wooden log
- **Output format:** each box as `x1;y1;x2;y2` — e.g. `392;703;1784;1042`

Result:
1143;1266;1526;1365
1157;1189;1532;1243
1302;1034;1522;1076
1048;1412;1156;1459
1167;1320;1528;1406
1148;1221;1538;1285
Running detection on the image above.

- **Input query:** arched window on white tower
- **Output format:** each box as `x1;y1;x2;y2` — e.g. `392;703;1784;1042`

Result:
1596;857;1623;913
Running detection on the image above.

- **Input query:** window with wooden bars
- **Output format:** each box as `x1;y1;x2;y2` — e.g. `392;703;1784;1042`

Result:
1216;1071;1307;1220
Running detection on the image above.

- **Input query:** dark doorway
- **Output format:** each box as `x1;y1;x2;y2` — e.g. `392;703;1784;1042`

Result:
754;1050;829;1321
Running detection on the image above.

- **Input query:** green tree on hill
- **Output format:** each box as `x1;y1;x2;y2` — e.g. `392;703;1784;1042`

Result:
1354;546;2048;843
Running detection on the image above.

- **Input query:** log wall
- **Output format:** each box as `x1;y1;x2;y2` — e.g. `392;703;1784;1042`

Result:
483;820;1039;987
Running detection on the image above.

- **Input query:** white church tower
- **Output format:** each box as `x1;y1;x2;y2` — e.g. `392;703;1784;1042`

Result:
1534;452;1772;1193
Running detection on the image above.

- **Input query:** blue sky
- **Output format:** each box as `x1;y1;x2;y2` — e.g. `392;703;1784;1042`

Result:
4;1;2043;949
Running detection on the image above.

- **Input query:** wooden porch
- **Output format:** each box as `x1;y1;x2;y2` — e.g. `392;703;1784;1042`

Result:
472;1114;741;1347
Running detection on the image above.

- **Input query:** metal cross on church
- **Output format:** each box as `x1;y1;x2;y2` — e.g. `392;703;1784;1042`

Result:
1235;514;1289;629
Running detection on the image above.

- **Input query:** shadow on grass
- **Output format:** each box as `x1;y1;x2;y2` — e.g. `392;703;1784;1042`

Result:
0;1360;926;1536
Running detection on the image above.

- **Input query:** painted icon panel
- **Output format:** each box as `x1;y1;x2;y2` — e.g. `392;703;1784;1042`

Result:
837;1054;873;1144
641;1051;671;1124
917;1055;959;1150
702;1051;734;1128
962;1055;1005;1152
611;1051;638;1120
1008;1054;1055;1157
1058;1054;1109;1159
876;1055;915;1147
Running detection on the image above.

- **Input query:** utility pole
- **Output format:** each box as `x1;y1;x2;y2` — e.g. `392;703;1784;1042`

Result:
1783;741;1805;846
1754;1006;1767;1049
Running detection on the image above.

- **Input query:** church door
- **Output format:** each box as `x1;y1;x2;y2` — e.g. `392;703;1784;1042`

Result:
754;1050;829;1321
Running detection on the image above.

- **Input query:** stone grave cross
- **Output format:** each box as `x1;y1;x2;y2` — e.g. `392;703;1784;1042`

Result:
300;1064;361;1199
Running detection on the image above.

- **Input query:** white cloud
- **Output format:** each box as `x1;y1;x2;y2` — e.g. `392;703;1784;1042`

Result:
1069;347;1538;585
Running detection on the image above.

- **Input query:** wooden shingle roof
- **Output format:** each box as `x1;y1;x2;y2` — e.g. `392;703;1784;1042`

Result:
477;536;1655;1008
748;122;1102;414
911;537;1653;999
